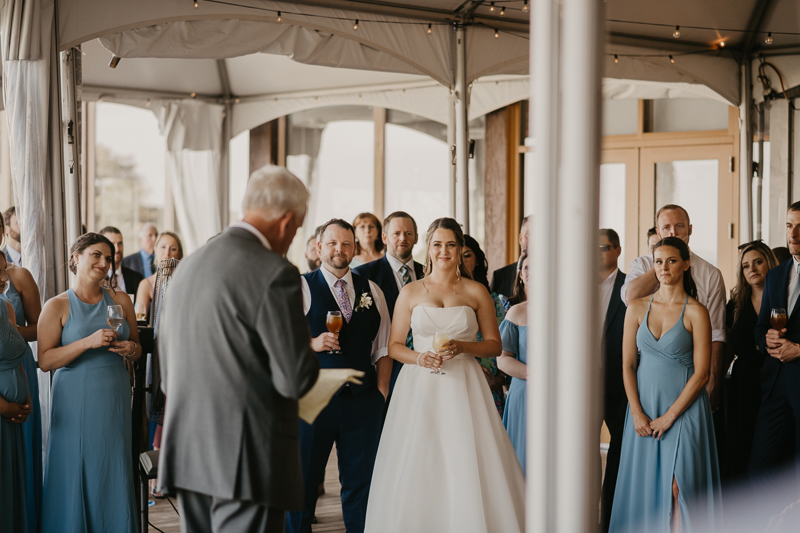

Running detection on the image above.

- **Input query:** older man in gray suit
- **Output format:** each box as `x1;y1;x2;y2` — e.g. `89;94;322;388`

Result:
158;166;320;532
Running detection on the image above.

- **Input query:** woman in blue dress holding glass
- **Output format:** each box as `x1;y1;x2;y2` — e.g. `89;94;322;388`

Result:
610;237;720;533
498;252;528;471
38;233;142;532
0;268;33;533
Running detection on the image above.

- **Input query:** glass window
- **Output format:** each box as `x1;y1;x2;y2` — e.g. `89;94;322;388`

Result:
651;99;730;133
599;162;627;270
655;159;719;265
95;103;166;253
602;99;638;136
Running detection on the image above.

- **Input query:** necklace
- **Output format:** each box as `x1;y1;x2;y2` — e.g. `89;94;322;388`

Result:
656;290;683;305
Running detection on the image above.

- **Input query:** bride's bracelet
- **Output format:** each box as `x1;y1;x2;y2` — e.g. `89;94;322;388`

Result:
416;353;423;367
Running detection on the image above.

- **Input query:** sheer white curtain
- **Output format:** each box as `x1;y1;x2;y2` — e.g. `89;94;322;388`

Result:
154;100;225;253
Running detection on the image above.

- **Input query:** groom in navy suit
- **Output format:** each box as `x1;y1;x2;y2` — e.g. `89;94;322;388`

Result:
354;211;424;397
751;202;800;503
288;219;392;533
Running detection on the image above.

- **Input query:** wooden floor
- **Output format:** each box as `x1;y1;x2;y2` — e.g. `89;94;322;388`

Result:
148;446;608;532
147;448;345;533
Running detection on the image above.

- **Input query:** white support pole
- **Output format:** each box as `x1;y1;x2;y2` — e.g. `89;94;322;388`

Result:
448;90;457;219
529;0;604;531
528;0;560;531
59;48;81;283
219;102;233;228
454;27;470;232
740;61;754;243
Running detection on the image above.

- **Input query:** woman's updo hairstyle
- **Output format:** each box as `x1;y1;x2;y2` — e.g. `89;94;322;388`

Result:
68;232;115;275
652;236;697;299
423;217;472;280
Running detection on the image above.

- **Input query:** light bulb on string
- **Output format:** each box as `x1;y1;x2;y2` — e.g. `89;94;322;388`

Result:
614;54;619;64
765;32;773;45
495;29;499;39
277;11;281;22
427;24;432;34
500;6;505;16
523;0;528;13
669;55;675;63
235;98;240;103
490;2;495;12
190;92;196;98
673;26;680;38
354;19;359;30
194;0;198;8
146;99;151;107
719;40;725;47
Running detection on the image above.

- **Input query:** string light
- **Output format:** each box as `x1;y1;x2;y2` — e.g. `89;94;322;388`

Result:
523;0;528;13
427;23;432;34
669;55;675;63
614;54;619;64
235;98;240;103
353;19;358;30
146;99;151;106
719;40;725;47
494;28;499;38
673;25;680;38
765;32;773;45
190;92;196;98
194;0;198;8
489;2;495;12
500;5;505;16
277;11;281;22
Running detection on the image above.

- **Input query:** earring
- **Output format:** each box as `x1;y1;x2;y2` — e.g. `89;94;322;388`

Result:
456;263;461;279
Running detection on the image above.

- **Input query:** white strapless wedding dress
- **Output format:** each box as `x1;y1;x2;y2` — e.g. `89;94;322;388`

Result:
365;306;525;533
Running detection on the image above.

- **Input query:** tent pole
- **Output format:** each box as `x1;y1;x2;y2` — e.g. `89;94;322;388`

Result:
448;89;457;219
528;0;560;531
219;102;232;228
454;27;470;231
59;48;82;268
741;60;754;243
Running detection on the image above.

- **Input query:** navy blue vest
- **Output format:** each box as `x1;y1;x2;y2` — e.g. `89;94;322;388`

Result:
304;269;381;394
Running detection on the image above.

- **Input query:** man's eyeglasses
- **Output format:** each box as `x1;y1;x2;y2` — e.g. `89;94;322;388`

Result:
738;239;765;251
599;244;616;252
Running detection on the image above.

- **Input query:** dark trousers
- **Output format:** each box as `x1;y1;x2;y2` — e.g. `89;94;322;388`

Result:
600;395;628;533
286;386;385;533
176;489;283;533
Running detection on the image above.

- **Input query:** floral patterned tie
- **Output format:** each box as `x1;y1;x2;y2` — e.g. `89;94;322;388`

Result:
334;278;353;322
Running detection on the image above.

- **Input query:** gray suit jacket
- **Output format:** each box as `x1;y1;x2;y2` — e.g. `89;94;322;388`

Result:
158;227;319;510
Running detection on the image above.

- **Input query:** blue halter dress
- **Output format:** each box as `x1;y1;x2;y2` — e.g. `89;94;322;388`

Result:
1;276;42;532
609;296;721;533
0;297;32;532
41;289;137;532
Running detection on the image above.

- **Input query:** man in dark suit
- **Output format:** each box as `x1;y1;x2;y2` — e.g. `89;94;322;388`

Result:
750;202;800;504
353;211;424;395
289;219;392;533
158;166;319;532
490;216;529;298
597;229;628;533
122;222;158;278
98;226;144;300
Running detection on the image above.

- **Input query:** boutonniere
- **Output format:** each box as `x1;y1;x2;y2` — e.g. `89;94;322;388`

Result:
354;291;374;312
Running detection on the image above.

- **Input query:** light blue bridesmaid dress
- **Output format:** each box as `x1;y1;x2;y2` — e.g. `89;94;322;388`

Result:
499;319;527;472
0;297;32;532
609;296;721;533
2;276;42;531
41;289;137;533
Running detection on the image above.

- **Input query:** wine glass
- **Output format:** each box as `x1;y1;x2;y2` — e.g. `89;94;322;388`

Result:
326;311;343;354
107;305;124;333
771;308;787;331
135;301;148;322
431;331;449;375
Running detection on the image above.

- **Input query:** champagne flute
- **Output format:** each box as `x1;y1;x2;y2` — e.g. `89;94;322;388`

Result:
326;311;343;354
107;305;124;333
135;301;148;322
431;331;449;375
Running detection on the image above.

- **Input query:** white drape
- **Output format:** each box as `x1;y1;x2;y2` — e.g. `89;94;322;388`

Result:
155;100;224;253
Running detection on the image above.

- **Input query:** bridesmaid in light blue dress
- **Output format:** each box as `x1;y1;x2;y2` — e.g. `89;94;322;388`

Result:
610;237;720;533
0;292;33;533
38;233;142;533
1;257;43;532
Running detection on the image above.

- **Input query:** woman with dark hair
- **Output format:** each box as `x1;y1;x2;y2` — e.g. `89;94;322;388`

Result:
0;213;43;531
365;217;524;532
38;233;141;532
350;212;385;267
462;234;508;415
506;251;528;307
725;241;779;482
610;237;720;532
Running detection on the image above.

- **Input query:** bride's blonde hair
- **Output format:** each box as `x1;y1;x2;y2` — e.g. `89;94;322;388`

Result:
423;218;472;280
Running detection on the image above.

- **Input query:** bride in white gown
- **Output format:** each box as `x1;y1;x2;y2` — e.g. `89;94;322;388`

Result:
365;218;525;533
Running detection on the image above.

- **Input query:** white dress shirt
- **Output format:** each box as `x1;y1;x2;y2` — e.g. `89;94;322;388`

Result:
787;257;800;317
5;245;21;267
599;268;618;333
301;264;392;363
620;252;727;343
230;221;272;250
385;253;417;293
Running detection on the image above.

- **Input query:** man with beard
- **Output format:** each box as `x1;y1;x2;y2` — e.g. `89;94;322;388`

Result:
3;206;22;266
354;211;424;395
304;234;321;272
98;226;144;298
288;218;392;533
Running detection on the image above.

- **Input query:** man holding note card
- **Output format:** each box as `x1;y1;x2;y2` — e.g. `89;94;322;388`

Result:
157;166;319;533
289;218;392;533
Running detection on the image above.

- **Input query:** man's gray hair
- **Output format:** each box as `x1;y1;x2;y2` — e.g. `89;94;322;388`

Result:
242;165;309;221
139;222;157;236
